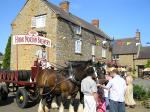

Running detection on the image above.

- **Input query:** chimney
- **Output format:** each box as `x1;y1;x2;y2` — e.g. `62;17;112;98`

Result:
135;29;140;40
92;19;99;28
59;1;70;12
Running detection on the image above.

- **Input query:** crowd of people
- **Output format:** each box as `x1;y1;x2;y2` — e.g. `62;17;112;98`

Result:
36;45;136;112
81;66;136;112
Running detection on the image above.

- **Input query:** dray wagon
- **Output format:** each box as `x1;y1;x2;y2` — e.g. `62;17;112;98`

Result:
0;31;51;108
0;61;41;108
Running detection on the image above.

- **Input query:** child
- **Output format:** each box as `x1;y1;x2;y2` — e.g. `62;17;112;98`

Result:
97;87;106;112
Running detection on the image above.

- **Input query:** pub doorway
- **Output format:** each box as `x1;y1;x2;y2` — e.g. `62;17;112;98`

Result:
137;65;144;77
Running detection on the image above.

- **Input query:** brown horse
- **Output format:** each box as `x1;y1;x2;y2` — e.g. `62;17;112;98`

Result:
36;60;95;112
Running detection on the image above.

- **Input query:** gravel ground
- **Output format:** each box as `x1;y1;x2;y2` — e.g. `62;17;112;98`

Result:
0;94;149;112
0;78;149;112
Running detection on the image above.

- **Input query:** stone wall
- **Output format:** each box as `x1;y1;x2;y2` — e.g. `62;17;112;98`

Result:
11;0;57;70
11;0;111;69
56;18;111;65
135;59;147;66
117;54;149;77
117;54;134;68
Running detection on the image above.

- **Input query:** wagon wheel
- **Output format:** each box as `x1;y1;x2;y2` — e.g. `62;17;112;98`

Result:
16;88;29;108
0;83;9;100
28;89;40;102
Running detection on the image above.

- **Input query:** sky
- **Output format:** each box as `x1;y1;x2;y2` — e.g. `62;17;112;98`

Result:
0;0;150;54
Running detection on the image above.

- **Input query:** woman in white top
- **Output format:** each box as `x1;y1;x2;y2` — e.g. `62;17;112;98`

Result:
81;67;98;112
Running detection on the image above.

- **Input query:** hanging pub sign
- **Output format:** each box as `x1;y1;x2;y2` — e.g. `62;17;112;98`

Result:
13;30;51;47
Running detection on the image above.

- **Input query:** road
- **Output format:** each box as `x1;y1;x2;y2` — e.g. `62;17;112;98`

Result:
1;93;149;112
0;78;149;112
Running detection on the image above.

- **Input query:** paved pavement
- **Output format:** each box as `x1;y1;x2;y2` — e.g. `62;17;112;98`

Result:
133;78;150;91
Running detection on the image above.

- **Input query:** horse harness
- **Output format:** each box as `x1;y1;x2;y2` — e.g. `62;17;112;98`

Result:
40;63;106;106
39;69;73;106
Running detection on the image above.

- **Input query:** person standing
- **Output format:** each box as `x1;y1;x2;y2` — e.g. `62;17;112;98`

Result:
106;68;126;112
125;75;136;108
97;86;106;112
104;73;112;112
35;45;51;69
81;67;98;112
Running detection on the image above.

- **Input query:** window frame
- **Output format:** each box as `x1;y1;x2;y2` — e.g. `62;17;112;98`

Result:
74;26;82;35
31;14;46;28
112;54;119;60
75;39;82;54
102;48;106;58
92;45;95;56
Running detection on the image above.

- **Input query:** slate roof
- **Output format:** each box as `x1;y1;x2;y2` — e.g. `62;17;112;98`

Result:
112;37;140;54
138;46;150;59
43;0;111;40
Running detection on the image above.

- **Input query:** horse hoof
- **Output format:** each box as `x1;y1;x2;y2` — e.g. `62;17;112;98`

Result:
77;104;84;112
69;104;74;112
59;103;64;112
51;102;58;109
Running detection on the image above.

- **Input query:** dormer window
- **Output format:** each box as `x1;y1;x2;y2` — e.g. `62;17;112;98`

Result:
31;14;46;28
74;26;81;35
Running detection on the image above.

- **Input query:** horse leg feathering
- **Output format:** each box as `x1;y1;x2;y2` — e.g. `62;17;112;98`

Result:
59;103;64;112
69;103;75;112
38;99;50;112
77;103;84;112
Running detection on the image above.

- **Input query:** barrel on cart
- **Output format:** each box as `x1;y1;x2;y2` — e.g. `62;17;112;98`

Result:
0;61;42;108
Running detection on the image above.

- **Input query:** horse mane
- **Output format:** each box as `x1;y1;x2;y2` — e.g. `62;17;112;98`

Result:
68;60;93;67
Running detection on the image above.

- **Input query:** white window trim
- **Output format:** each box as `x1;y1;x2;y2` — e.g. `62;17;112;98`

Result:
31;17;36;28
31;15;46;28
102;48;106;58
75;39;82;54
92;45;95;56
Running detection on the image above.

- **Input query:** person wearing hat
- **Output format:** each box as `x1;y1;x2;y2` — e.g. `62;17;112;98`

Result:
36;45;51;69
81;67;98;112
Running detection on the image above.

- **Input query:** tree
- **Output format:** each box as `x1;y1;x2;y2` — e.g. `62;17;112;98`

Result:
0;52;3;56
2;36;11;70
145;59;150;68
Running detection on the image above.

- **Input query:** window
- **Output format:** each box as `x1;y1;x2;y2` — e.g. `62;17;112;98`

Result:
31;15;46;28
74;26;81;35
102;48;106;58
92;45;95;56
112;54;119;60
75;39;82;53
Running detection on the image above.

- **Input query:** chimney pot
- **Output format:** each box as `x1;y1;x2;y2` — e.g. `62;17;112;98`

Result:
59;1;70;12
136;29;140;40
92;19;99;28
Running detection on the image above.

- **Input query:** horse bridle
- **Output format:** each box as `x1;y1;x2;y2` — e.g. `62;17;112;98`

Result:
68;64;100;84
